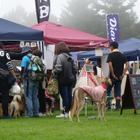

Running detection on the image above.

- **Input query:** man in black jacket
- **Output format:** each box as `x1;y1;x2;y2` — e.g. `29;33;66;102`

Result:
0;42;16;118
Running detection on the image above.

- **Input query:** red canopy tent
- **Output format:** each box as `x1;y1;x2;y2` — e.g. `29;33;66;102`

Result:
32;21;109;51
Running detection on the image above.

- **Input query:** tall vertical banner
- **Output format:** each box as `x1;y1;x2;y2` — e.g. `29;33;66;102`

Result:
106;14;120;42
35;0;50;23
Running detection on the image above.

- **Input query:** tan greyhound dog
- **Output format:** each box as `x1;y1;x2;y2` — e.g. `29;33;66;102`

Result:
69;77;112;122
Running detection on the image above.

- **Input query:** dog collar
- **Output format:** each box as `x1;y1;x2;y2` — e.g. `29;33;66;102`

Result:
101;84;107;90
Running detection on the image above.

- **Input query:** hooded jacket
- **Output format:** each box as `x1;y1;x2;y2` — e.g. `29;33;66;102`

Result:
53;53;76;86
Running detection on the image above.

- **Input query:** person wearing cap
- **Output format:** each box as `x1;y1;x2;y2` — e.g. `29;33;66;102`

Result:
107;42;129;110
21;46;39;117
0;42;17;119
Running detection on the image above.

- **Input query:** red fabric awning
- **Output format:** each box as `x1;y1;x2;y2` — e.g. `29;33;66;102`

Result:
32;21;109;51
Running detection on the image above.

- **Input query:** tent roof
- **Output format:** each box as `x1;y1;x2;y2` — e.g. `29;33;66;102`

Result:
77;38;140;61
0;18;43;41
118;38;140;52
32;21;109;51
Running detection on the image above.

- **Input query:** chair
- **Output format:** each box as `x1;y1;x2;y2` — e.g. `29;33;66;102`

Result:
84;97;95;116
85;95;114;116
106;96;114;110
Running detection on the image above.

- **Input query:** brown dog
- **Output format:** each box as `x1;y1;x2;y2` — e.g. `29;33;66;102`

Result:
69;77;112;122
10;93;26;118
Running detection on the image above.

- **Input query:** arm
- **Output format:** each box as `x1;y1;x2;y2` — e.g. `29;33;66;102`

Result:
9;52;26;60
108;62;118;80
120;61;129;80
53;55;62;73
6;53;16;78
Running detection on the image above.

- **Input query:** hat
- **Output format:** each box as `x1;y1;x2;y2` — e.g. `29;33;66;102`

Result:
21;46;31;53
109;42;118;49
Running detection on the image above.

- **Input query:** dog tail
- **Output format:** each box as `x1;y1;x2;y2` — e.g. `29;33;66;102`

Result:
69;89;78;121
14;95;22;103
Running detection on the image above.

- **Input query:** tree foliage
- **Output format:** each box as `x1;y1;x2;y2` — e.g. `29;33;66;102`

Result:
59;0;140;40
2;5;59;27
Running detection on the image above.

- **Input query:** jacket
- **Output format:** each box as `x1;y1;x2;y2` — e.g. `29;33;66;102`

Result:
53;53;76;86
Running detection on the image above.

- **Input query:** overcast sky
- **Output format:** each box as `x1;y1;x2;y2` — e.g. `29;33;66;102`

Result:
0;0;67;17
0;0;140;19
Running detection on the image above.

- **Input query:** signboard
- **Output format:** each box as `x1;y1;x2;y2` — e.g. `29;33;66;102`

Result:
129;75;140;109
35;0;50;23
106;14;120;42
85;64;93;72
121;74;140;114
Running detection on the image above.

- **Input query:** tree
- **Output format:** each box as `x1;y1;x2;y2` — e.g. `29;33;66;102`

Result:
91;0;138;39
59;0;106;37
3;5;37;26
59;0;140;39
2;5;59;27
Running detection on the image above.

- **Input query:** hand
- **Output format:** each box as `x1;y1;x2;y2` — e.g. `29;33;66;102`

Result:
119;73;125;80
52;70;55;75
112;74;118;80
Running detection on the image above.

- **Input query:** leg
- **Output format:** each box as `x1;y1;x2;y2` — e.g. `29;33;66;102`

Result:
75;90;86;122
23;79;33;117
97;102;101;119
38;82;46;114
101;94;107;119
114;80;122;110
76;98;85;122
69;90;79;122
59;86;69;114
0;80;10;117
32;81;39;116
46;97;51;115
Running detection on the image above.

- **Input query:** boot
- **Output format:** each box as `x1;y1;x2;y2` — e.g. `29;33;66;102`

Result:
115;99;121;110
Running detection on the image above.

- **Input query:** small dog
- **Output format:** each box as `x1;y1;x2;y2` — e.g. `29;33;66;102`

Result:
10;93;26;118
69;77;112;122
46;92;55;115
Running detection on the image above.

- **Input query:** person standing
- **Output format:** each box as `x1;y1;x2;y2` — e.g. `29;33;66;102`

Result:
32;49;47;117
53;42;76;118
21;46;39;117
93;58;104;77
107;42;129;110
129;63;133;74
0;42;16;119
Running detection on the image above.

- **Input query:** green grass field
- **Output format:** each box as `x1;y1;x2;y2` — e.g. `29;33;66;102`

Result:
0;107;140;140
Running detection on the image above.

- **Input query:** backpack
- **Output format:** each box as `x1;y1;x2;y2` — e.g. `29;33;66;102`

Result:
27;55;46;81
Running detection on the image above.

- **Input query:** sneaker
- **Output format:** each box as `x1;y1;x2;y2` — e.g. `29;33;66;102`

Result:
39;113;46;117
64;113;69;118
56;113;65;118
2;115;13;119
33;115;39;118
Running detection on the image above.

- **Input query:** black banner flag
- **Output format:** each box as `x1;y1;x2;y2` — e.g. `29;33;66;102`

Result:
35;0;50;23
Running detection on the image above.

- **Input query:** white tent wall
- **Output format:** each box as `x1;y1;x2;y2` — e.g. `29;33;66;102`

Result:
43;44;55;70
101;55;109;77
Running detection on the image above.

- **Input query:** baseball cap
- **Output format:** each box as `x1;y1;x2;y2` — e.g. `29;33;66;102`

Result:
21;46;31;53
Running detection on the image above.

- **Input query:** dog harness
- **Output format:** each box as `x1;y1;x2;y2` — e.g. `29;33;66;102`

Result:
79;84;107;102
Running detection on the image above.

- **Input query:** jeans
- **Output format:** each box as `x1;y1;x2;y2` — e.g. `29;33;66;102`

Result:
59;85;73;113
38;81;46;113
23;78;39;117
0;79;10;116
107;78;122;98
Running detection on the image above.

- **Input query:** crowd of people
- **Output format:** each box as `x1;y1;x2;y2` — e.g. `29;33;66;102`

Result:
0;41;130;119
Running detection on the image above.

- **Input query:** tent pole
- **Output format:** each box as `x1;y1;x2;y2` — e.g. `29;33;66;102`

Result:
137;56;139;74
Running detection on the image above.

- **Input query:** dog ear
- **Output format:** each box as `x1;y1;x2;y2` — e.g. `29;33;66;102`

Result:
100;76;105;82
